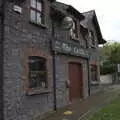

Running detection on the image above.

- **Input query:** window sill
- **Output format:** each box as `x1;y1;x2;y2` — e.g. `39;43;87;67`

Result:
26;88;52;96
29;21;48;29
71;36;80;42
91;45;96;49
90;81;100;85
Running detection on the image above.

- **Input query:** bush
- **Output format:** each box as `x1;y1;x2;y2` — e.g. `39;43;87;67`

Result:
100;65;116;75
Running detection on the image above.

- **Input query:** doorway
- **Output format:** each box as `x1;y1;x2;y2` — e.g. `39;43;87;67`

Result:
69;62;83;102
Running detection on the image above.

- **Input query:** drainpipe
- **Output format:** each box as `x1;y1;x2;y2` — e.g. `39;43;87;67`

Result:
51;19;57;111
87;59;90;96
0;0;5;119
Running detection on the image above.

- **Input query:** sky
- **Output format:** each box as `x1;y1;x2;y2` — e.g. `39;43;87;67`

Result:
58;0;120;42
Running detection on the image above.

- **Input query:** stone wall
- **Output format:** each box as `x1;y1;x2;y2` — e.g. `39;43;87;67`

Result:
52;7;90;106
0;15;3;120
55;54;89;108
3;1;101;120
82;12;101;94
4;1;54;120
100;74;113;84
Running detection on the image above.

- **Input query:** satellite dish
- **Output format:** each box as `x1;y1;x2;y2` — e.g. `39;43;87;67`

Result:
61;16;73;30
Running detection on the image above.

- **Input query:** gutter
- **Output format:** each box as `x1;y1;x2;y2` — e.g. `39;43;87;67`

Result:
0;0;5;119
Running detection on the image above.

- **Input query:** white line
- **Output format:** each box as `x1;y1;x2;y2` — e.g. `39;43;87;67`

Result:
78;110;91;120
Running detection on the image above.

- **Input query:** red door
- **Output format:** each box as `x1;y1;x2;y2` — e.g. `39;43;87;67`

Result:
69;63;83;102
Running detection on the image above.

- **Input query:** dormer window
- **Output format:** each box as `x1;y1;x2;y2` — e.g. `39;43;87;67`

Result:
80;24;89;48
70;20;79;40
89;31;95;46
30;0;44;25
84;33;89;48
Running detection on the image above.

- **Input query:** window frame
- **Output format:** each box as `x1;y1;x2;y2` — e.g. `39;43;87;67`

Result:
28;56;48;89
90;64;99;84
80;26;89;49
70;20;80;40
84;32;89;49
89;30;96;47
30;0;44;25
21;48;52;95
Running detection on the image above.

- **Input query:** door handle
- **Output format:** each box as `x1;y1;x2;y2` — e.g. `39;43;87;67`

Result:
66;80;70;88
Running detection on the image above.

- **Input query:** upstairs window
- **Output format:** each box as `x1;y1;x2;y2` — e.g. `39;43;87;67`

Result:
28;56;47;88
30;0;44;24
84;33;89;48
70;20;79;40
89;31;95;46
80;25;89;49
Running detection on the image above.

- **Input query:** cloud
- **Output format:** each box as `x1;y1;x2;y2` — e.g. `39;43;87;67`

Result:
58;0;120;42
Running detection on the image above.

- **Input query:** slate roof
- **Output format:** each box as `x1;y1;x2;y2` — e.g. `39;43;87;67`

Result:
51;1;84;20
51;2;106;44
81;10;106;44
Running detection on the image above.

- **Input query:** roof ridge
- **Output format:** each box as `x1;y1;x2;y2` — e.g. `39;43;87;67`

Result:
82;10;95;14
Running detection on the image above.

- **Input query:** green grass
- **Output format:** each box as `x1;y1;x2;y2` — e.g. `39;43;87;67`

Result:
89;96;120;120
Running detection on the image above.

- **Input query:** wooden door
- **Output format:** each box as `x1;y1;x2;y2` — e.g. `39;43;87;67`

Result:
69;63;83;102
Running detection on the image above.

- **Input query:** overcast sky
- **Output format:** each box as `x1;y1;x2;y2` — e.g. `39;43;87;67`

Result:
58;0;120;42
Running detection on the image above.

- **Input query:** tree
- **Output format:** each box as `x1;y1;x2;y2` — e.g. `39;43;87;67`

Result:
100;42;120;74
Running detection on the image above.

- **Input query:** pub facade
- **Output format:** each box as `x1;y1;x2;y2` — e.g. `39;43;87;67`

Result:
0;0;105;120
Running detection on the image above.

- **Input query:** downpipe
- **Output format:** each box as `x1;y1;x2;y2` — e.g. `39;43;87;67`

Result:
0;0;5;119
87;59;91;96
51;20;57;111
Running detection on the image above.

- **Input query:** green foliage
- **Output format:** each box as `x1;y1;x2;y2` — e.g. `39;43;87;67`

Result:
100;65;115;75
89;96;120;120
100;42;120;75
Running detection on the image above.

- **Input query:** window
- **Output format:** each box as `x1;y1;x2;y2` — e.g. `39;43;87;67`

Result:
89;31;95;46
82;32;89;49
80;24;88;48
70;20;79;40
84;33;88;48
91;65;97;82
30;0;44;24
28;56;47;88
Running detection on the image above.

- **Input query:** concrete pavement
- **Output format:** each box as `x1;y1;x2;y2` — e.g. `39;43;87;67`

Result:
38;85;120;120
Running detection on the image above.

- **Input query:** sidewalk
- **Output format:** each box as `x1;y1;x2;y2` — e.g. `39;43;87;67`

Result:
38;85;120;120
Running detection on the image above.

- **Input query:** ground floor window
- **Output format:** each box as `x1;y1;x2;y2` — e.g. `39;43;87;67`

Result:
90;65;98;81
28;56;47;88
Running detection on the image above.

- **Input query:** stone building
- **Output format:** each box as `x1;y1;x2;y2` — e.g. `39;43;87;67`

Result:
0;0;105;120
81;10;106;94
51;2;90;107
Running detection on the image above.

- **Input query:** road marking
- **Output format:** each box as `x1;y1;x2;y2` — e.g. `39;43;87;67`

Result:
78;110;91;120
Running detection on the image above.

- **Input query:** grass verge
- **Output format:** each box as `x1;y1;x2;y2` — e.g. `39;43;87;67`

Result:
89;96;120;120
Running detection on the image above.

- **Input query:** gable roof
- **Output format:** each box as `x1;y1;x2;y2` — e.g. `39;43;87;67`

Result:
51;2;68;20
82;10;106;44
67;5;85;20
51;1;84;20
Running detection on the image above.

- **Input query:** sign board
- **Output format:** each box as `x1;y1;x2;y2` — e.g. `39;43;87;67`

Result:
53;39;89;58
